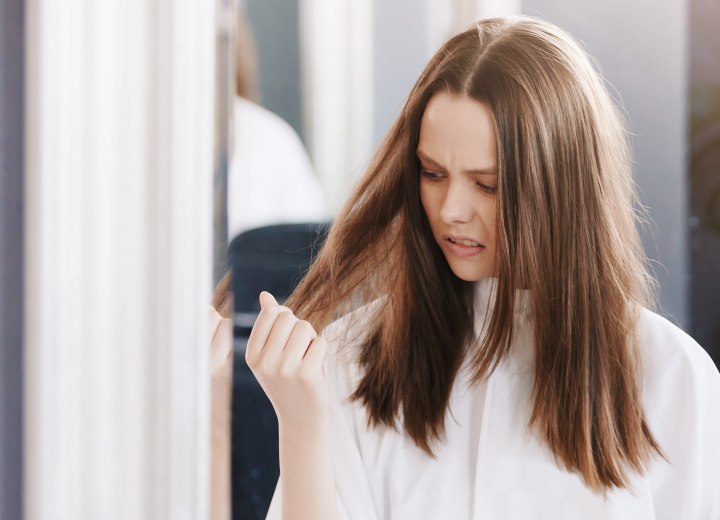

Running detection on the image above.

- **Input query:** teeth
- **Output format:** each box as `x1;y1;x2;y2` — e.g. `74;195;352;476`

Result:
450;237;480;247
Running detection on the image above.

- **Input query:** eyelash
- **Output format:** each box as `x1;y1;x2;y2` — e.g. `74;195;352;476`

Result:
419;169;498;195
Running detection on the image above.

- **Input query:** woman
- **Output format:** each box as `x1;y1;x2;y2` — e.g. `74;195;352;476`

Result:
245;16;720;519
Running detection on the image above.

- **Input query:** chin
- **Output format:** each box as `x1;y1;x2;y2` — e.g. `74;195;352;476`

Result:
447;263;490;282
454;272;486;282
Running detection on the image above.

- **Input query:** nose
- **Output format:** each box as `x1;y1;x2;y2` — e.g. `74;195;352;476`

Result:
439;180;475;224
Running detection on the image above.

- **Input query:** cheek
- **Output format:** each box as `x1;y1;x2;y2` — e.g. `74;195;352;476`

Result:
478;199;496;228
419;185;436;222
488;214;499;253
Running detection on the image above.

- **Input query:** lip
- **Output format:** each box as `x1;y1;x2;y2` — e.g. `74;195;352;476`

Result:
440;234;486;258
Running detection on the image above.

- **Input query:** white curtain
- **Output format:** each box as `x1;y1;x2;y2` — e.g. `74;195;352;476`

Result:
24;0;216;518
299;0;374;213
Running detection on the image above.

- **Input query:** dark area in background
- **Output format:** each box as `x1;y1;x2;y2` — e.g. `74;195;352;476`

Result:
231;223;331;520
689;0;720;367
0;0;24;517
246;0;305;143
232;337;278;520
229;223;331;320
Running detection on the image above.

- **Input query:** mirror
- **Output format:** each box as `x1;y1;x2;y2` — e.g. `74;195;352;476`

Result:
224;1;720;519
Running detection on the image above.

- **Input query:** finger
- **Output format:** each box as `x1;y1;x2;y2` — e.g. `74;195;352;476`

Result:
259;291;278;310
246;303;295;355
246;305;289;365
302;335;329;372
280;320;318;367
260;311;299;365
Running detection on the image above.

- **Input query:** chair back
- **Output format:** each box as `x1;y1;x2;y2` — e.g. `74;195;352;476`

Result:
229;222;331;335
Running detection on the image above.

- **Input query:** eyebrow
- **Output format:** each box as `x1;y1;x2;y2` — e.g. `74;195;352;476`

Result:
416;149;497;176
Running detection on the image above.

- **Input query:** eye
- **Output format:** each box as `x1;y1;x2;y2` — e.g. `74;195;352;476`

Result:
476;182;498;195
419;168;444;181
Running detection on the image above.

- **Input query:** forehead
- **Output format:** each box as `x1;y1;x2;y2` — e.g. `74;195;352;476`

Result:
418;92;497;168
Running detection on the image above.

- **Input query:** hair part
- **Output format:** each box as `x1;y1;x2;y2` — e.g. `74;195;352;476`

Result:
287;16;662;492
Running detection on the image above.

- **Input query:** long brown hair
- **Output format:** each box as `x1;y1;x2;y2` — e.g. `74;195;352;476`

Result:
286;16;661;492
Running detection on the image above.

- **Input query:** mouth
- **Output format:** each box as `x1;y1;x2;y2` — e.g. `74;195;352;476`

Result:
441;234;486;257
445;235;483;247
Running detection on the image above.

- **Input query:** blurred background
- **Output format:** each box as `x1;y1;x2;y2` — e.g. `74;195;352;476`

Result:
1;0;718;518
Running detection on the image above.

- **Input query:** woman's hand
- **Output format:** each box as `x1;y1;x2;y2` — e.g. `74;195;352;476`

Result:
245;291;331;430
247;293;340;520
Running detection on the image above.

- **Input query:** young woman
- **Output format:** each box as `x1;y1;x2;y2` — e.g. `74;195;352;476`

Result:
245;16;720;519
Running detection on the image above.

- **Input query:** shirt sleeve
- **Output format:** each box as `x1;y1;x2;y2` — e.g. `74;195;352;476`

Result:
264;305;381;520
640;309;720;519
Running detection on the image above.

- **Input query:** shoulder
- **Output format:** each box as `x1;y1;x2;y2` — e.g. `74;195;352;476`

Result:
637;308;720;515
636;307;719;387
234;96;291;132
636;307;720;414
233;97;308;154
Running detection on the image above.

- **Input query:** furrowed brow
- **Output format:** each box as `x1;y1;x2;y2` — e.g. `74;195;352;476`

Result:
417;149;497;176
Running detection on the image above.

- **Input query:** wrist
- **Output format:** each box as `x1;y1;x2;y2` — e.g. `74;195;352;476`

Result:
278;409;332;439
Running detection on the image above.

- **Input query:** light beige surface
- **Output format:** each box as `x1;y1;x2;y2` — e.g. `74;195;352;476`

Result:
210;307;234;520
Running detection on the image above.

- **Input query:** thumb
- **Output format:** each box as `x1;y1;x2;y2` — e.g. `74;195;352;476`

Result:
259;291;278;309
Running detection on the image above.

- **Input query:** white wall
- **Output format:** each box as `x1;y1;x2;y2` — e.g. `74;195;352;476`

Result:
522;0;690;327
299;0;374;212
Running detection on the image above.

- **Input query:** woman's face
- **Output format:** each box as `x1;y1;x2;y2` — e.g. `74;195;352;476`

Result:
418;92;498;282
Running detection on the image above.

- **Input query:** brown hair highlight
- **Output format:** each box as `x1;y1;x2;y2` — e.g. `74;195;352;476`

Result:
287;16;662;492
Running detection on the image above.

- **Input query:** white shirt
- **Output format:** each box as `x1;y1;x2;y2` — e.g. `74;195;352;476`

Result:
227;97;330;240
266;278;720;519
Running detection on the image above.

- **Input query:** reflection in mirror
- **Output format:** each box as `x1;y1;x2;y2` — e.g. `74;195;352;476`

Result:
211;1;236;520
229;2;720;520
